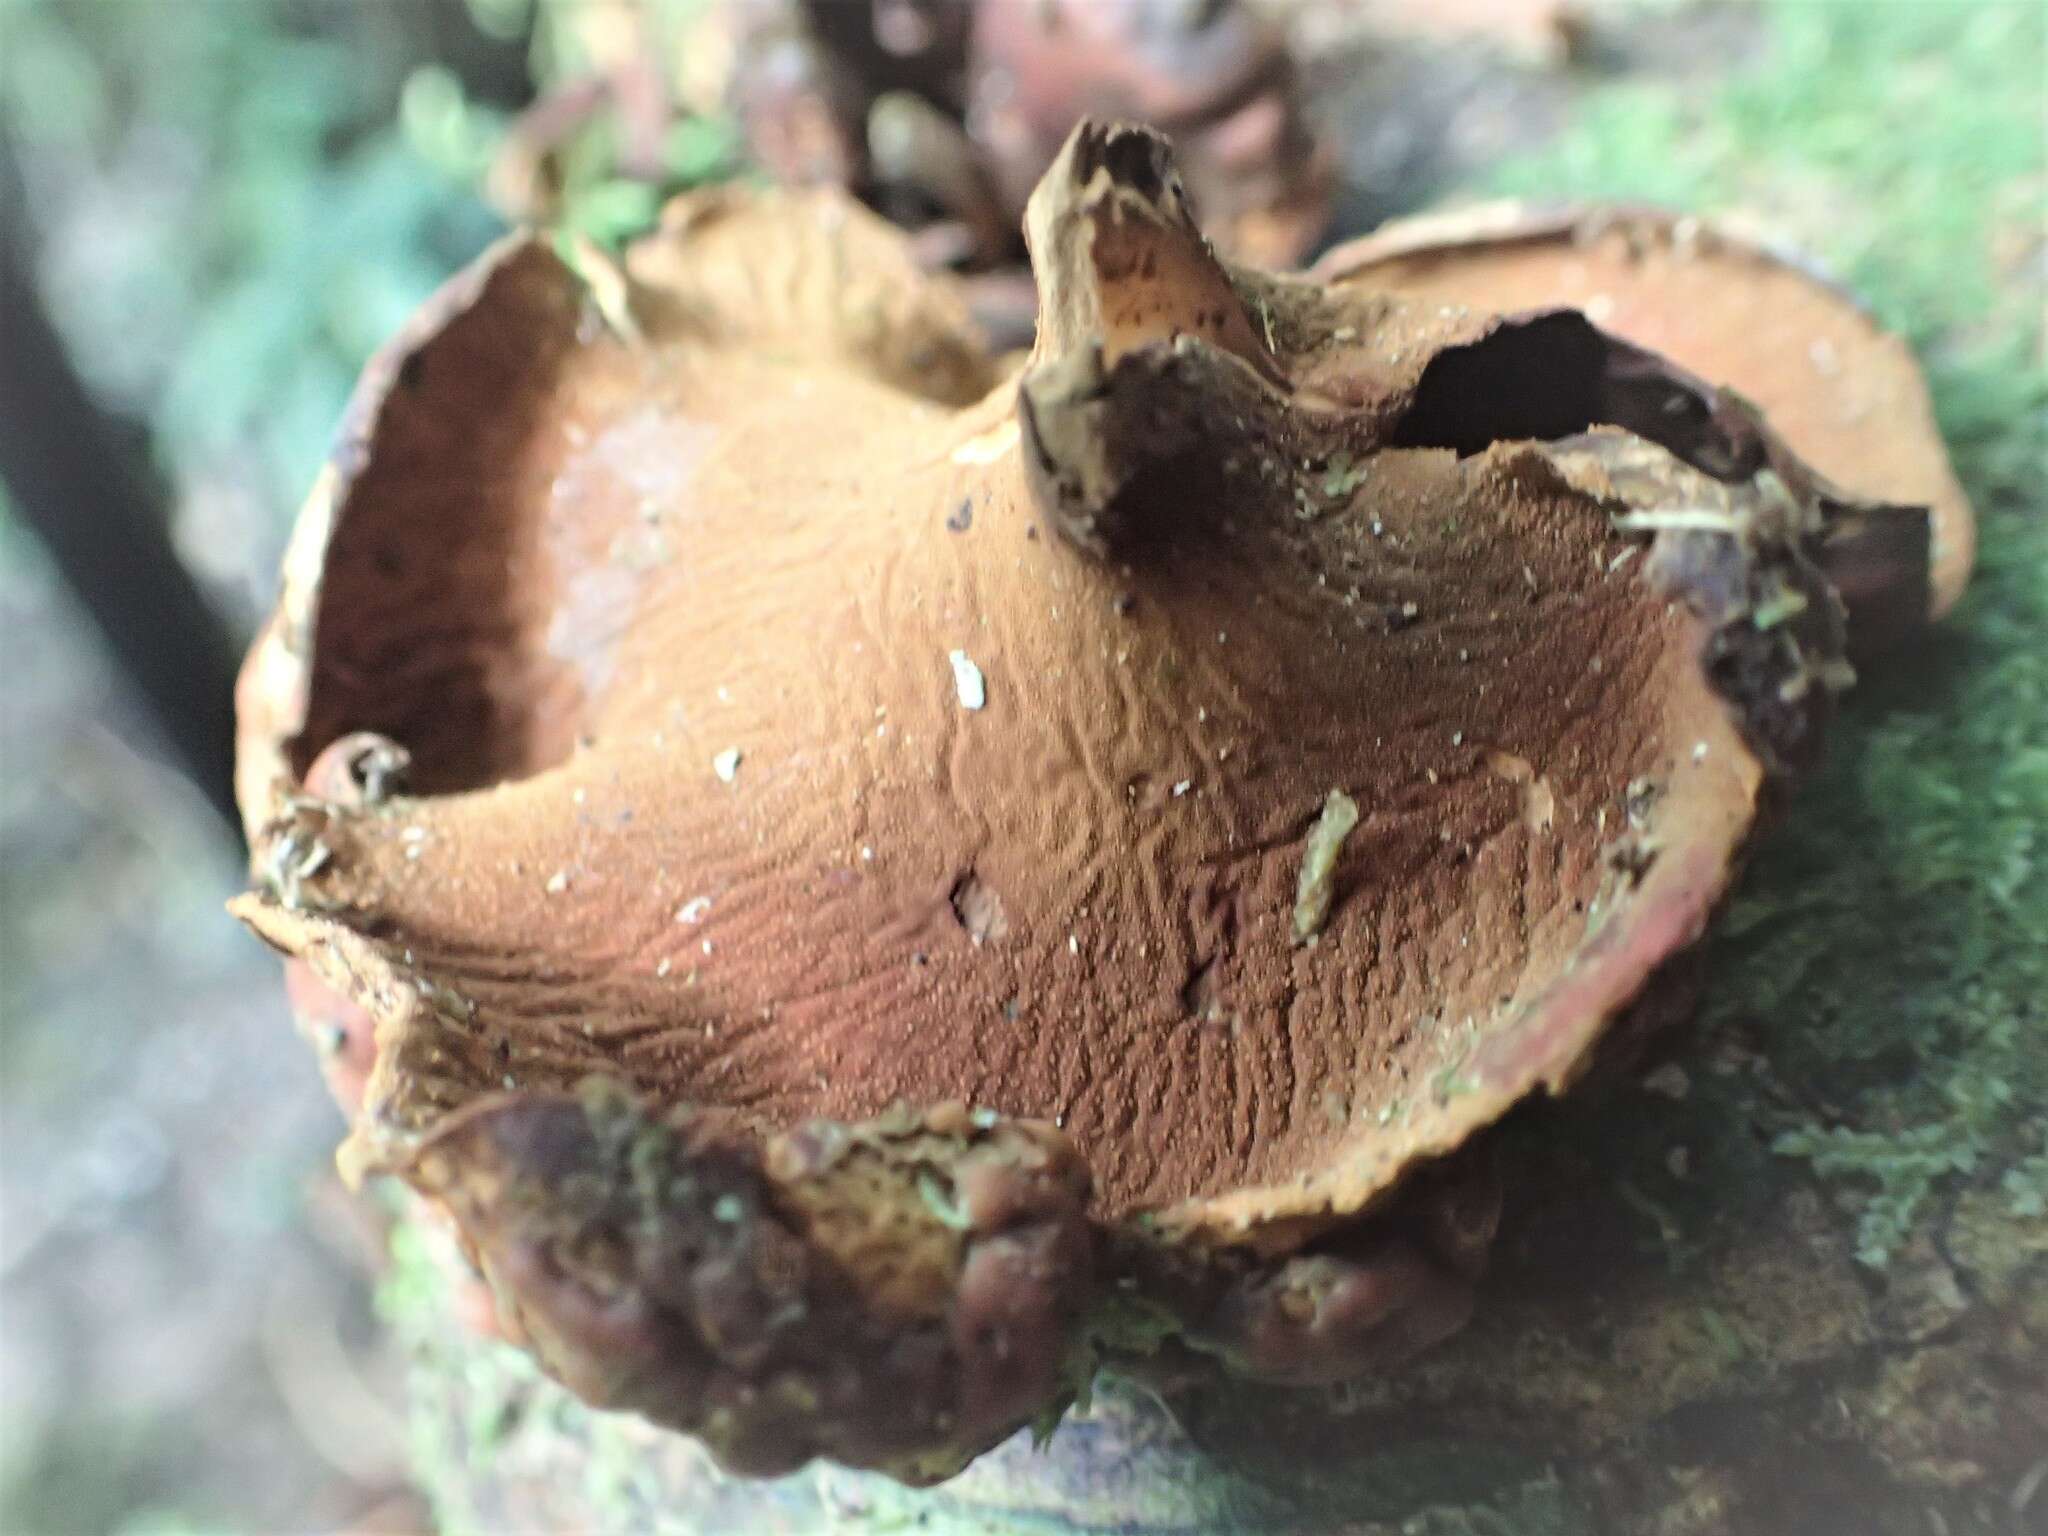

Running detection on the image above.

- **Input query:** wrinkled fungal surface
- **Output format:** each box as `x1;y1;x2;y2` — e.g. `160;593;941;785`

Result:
232;122;1964;1481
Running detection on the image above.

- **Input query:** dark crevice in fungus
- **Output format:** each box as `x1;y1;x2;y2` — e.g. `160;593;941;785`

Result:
303;731;413;809
949;872;1010;946
1181;957;1230;1026
1809;496;1932;658
1387;310;1764;482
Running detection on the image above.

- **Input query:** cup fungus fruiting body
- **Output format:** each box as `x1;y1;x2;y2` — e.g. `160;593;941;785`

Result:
233;121;1965;1481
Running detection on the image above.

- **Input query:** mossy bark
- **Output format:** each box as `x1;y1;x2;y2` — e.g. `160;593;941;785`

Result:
385;1047;2048;1535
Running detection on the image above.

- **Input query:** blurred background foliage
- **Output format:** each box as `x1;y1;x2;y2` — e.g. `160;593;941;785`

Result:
1;0;736;620
0;4;743;1532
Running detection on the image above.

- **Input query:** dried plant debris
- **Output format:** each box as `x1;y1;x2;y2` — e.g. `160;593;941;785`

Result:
231;122;1960;1481
1293;790;1361;943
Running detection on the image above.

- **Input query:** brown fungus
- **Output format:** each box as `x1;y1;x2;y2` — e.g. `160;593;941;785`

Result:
1314;201;1975;636
232;123;1959;1480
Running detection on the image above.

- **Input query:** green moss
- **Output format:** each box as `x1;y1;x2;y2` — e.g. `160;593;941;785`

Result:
1489;0;2047;1273
1088;1290;1184;1359
1320;451;1371;499
2003;1129;2048;1220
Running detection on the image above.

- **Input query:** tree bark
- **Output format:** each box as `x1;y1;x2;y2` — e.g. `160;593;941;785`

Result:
0;140;241;835
386;1067;2047;1535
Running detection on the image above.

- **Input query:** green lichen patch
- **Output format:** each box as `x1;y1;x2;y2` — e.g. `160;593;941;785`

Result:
1321;450;1371;500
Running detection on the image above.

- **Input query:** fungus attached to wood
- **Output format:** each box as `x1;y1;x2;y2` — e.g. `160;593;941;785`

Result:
233;122;1966;1483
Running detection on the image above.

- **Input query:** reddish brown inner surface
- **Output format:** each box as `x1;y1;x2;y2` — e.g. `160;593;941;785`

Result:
295;256;621;794
289;299;1736;1219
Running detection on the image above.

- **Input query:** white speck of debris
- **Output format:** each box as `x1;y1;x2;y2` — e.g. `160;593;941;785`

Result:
502;1075;517;1090
949;649;986;710
1173;779;1192;797
860;845;874;861
701;939;714;955
677;897;711;924
1068;934;1079;955
1217;630;1228;644
1692;741;1710;763
1197;707;1208;723
716;686;731;703
1452;731;1465;747
712;747;742;782
572;787;586;805
951;416;1020;465
544;869;570;894
656;958;673;978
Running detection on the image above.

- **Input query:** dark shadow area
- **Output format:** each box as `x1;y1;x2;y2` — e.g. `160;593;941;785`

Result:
1387;308;1764;481
0;144;241;834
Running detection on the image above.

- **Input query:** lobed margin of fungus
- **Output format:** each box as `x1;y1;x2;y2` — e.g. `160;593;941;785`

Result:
231;121;1965;1481
1311;199;1974;634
